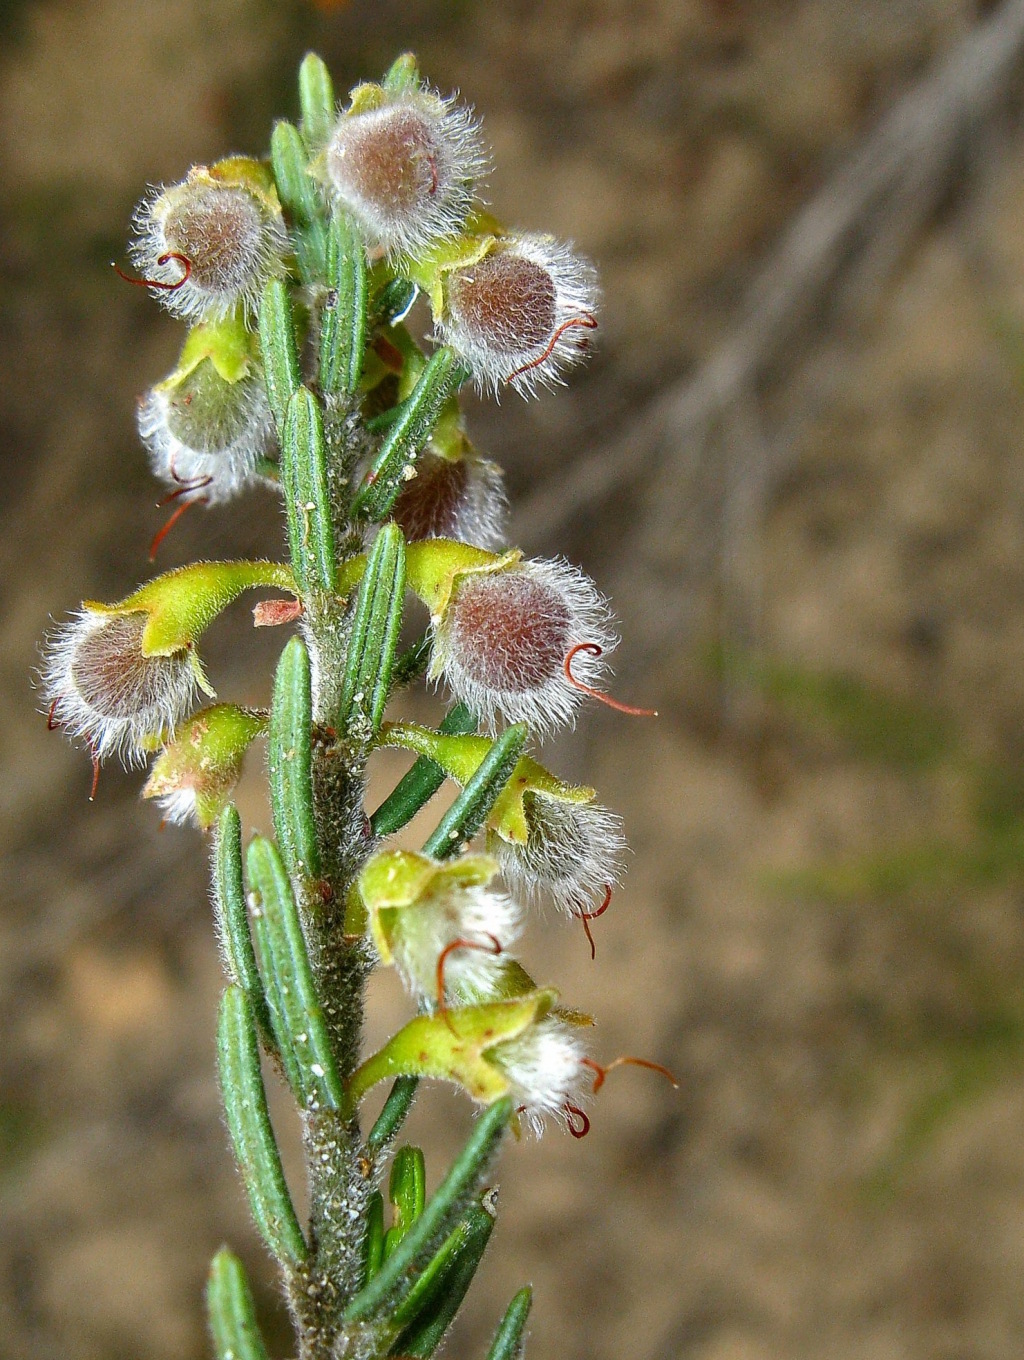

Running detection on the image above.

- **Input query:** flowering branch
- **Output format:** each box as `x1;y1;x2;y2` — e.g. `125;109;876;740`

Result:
41;50;669;1360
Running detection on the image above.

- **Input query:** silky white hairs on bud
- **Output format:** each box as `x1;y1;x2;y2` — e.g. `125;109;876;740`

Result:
431;557;617;736
488;1015;590;1137
437;233;599;398
493;795;626;918
41;610;198;765
325;88;489;258
392;452;507;551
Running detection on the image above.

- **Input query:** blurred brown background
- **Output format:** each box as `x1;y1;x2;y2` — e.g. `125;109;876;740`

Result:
7;1;1024;1357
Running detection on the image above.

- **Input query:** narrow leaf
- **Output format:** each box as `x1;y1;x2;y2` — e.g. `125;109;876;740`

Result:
370;703;476;838
247;836;345;1112
213;805;276;1053
268;637;321;881
270;120;326;281
343;1098;513;1323
299;52;335;150
362;1191;386;1286
421;723;528;860
373;277;420;328
382;52;420;93
390;631;433;691
384;1145;426;1259
249;910;305;1098
339;524;406;735
217;986;308;1267
351;347;467;521
282;387;336;595
207;1247;271;1360
258;277;301;433
390;1202;496;1356
367;1074;420;1155
485;1287;533;1360
320;212;368;398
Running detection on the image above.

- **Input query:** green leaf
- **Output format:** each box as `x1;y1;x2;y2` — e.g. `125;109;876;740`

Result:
213;806;276;1053
269;120;326;282
339;524;406;735
206;1247;271;1360
351;347;468;521
485;1287;533;1360
217;986;308;1267
421;723;528;860
248;911;306;1097
382;52;420;94
390;1201;496;1356
268;637;321;881
362;1191;386;1285
247;836;344;1112
367;1075;420;1155
320;212;368;399
282;387;336;595
373;277;420;328
390;631;433;691
370;703;476;838
299;52;335;151
342;1098;513;1323
384;1145;426;1259
258;278;301;434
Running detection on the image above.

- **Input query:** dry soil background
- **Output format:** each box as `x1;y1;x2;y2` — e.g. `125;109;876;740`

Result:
5;3;1024;1359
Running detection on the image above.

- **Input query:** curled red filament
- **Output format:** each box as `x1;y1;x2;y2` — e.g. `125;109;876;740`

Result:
149;497;206;561
580;1055;679;1095
88;747;101;802
575;883;613;961
563;643;658;717
564;1103;591;1138
506;313;598;383
47;697;60;731
436;934;503;1023
113;252;192;291
158;475;213;507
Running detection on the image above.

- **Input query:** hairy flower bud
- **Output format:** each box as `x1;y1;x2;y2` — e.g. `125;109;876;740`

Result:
434;233;599;396
358;849;519;1009
142;704;266;828
42;609;200;765
426;555;617;734
392;450;506;550
491;794;625;919
130;160;287;321
487;1014;591;1137
323;85;487;257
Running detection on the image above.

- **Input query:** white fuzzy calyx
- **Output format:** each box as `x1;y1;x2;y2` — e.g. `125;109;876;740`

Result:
437;233;599;397
138;376;275;506
488;1015;590;1137
388;882;521;1010
431;557;618;736
41;610;198;765
324;89;488;258
130;174;287;323
494;795;626;918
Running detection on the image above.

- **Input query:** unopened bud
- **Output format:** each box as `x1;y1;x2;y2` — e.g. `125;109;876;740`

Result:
142;704;266;828
427;555;617;735
130;159;287;321
393;451;506;550
435;233;599;396
322;84;487;257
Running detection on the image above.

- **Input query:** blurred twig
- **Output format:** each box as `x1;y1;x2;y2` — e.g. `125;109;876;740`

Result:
517;0;1024;584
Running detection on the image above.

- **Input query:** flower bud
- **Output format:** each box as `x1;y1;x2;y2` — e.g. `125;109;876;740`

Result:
139;316;275;505
42;608;200;765
358;849;519;1010
322;84;487;257
392;450;506;550
434;233;599;396
487;1014;591;1137
142;704;266;829
130;159;287;321
423;552;617;735
490;794;625;919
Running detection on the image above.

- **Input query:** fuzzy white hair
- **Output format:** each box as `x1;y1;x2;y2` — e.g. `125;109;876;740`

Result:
488;1016;590;1137
41;609;198;765
431;557;618;737
494;795;626;918
436;233;599;399
324;89;488;259
389;882;521;1011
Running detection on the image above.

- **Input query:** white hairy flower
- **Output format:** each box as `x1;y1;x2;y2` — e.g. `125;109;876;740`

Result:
392;452;507;551
493;795;626;918
488;1015;591;1137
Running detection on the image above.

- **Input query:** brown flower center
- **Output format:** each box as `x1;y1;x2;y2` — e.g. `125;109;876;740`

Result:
449;252;556;351
447;572;569;692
